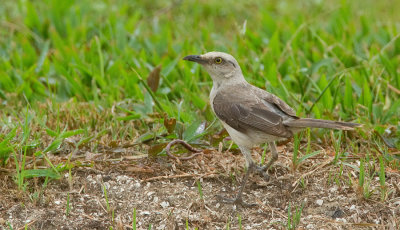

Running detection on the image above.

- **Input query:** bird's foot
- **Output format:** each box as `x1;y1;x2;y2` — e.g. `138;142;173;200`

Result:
255;164;270;181
216;194;257;208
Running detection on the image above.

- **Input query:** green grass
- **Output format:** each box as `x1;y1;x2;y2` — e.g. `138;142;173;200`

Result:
286;202;304;230
0;0;400;228
132;207;137;230
196;180;204;201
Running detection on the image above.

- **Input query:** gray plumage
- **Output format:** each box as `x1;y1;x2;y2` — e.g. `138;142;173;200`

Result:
213;83;360;138
212;84;294;138
183;51;362;207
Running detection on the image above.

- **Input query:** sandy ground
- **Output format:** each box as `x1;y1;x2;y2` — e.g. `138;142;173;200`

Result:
1;144;400;229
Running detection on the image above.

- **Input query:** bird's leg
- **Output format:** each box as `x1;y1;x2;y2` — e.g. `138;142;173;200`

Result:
217;147;257;207
256;142;278;179
217;163;256;207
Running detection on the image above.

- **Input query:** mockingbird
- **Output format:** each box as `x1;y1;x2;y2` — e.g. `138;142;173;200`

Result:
183;51;361;207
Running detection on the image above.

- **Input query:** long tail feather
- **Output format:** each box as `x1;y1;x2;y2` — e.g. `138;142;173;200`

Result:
284;118;362;130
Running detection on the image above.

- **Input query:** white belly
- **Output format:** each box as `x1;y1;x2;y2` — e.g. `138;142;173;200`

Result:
220;121;285;148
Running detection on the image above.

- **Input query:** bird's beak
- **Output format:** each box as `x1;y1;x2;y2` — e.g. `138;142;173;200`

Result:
183;55;207;64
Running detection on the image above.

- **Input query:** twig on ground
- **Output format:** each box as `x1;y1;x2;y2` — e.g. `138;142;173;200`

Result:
393;182;400;195
0;168;12;173
142;172;216;182
292;157;332;188
17;220;37;230
122;143;140;148
165;139;203;162
81;213;102;222
314;217;384;227
255;198;287;219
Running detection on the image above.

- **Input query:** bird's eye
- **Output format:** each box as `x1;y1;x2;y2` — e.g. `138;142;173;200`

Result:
214;57;222;64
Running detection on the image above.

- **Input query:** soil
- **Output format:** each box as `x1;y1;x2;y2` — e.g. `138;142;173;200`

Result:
1;144;399;229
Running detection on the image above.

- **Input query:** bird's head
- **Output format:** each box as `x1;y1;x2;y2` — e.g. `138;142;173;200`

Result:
183;51;245;85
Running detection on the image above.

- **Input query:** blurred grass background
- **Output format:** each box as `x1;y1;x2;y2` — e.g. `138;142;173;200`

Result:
0;0;399;185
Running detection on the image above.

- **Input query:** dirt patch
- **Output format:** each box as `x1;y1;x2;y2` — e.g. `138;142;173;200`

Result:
1;145;400;229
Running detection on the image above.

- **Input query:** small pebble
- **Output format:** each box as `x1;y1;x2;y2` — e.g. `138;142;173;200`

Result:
134;181;141;188
140;211;150;215
147;191;155;197
160;201;169;208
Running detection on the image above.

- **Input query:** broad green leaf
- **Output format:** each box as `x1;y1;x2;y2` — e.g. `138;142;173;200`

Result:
183;121;206;142
298;150;321;165
43;139;63;153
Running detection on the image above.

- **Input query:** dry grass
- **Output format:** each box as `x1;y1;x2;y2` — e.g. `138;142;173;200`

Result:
1;102;399;229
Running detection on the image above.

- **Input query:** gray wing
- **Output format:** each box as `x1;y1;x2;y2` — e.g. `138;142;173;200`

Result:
213;89;293;138
252;85;298;117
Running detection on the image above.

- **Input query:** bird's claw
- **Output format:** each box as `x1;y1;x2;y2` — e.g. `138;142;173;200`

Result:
255;164;270;181
216;194;257;208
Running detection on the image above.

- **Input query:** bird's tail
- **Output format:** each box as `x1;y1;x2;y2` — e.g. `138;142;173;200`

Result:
284;118;362;130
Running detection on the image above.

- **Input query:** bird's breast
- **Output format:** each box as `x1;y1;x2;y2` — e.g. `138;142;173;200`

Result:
209;85;219;113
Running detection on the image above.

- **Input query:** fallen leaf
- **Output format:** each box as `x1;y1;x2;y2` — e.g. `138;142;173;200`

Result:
109;140;119;148
164;117;176;134
146;65;162;92
202;149;213;155
123;154;148;160
125;166;154;173
148;142;168;157
210;128;228;146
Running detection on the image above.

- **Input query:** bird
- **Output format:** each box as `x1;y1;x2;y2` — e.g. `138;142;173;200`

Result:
183;51;362;207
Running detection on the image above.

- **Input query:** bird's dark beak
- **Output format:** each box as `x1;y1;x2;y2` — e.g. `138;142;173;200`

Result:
183;55;207;64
